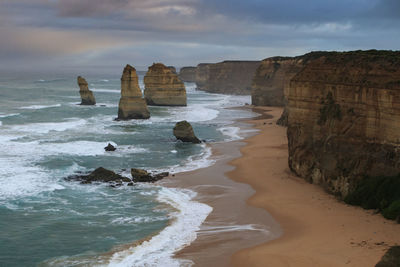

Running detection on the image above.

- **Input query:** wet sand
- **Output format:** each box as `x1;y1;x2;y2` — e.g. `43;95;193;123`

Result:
166;106;400;266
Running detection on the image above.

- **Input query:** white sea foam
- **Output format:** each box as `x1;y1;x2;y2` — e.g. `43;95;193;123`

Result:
218;126;242;141
0;113;20;118
108;187;212;267
199;224;269;234
19;104;61;110
9;118;87;134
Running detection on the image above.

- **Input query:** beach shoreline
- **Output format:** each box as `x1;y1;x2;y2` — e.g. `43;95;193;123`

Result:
168;106;400;266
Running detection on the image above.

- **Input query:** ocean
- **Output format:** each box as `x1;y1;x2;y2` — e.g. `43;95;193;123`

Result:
0;73;255;266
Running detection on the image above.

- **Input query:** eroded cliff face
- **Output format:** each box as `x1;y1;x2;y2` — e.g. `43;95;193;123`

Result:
117;64;150;120
287;50;400;197
77;76;96;105
251;57;305;107
144;63;187;106
195;61;260;95
178;67;196;82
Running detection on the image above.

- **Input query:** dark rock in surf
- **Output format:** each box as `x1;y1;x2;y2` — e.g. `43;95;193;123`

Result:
66;167;131;184
105;143;117;151
131;168;169;183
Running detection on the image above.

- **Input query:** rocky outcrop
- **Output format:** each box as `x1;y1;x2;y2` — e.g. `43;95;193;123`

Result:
375;246;400;267
117;64;150;120
144;63;187;106
66;167;131;184
179;66;196;82
251;57;306;106
173;120;201;143
168;66;177;74
196;61;260;95
131;168;169;183
77;76;96;105
287;50;400;198
104;143;116;151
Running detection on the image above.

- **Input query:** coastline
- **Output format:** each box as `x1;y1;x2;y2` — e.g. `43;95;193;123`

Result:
168;106;400;266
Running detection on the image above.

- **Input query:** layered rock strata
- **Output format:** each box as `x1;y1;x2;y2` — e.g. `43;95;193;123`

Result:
117;64;150;120
196;61;260;95
178;66;196;82
287;50;400;198
173;120;201;143
144;63;187;106
251;57;306;106
77;76;96;105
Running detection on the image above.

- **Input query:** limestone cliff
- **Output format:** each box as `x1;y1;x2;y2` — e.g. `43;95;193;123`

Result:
77;76;96;105
287;50;400;198
144;63;187;106
178;67;196;82
117;64;150;120
251;57;305;106
196;61;260;95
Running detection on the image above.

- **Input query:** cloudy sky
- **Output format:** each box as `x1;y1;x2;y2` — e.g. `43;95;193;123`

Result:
0;0;399;74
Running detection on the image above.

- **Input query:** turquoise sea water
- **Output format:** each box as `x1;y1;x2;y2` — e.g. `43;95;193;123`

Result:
0;73;254;266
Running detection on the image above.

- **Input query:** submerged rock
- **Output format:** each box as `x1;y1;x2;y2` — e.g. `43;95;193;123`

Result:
144;63;187;106
117;64;150;120
173;121;201;143
104;143;116;151
66;167;131;184
131;168;169;183
77;76;96;105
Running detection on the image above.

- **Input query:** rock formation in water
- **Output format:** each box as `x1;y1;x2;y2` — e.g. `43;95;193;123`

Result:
167;66;177;74
144;63;187;106
196;61;260;95
117;64;150;120
66;167;131;184
173;120;201;143
286;50;400;198
251;57;306;107
104;143;116;151
178;66;197;82
131;168;169;183
77;76;96;105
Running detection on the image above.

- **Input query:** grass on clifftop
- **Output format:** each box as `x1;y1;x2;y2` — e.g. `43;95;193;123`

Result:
345;174;400;221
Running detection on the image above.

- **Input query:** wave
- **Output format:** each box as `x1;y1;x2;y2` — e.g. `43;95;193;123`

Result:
92;89;120;94
0;113;20;118
9;118;87;134
19;104;61;110
108;187;212;267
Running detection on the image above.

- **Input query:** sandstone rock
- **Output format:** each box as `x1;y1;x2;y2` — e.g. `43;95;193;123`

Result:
251;56;305;106
167;66;177;74
66;167;131;184
143;63;187;106
179;66;197;82
104;143;116;151
287;50;400;198
77;76;96;105
117;64;150;120
173;120;201;143
131;168;169;183
196;61;260;95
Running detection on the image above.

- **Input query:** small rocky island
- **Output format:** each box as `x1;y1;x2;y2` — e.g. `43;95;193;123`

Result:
117;64;150;120
144;63;187;106
173;120;201;143
77;76;96;105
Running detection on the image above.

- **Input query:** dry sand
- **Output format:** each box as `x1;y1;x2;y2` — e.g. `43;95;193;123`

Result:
168;106;399;267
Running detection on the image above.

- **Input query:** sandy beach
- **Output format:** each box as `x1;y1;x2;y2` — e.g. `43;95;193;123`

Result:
169;106;400;267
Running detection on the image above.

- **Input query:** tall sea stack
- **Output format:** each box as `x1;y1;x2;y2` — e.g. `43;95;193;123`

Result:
144;63;187;106
77;76;96;105
287;50;400;197
117;64;150;120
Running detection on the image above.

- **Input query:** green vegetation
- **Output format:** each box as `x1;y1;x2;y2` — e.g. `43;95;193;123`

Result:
344;174;400;221
318;92;342;125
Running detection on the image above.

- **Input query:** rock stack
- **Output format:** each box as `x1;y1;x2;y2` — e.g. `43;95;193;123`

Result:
77;76;96;105
173;121;201;143
117;64;150;120
144;63;187;106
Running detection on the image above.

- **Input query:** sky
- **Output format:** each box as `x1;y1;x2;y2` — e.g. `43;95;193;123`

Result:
0;0;399;74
